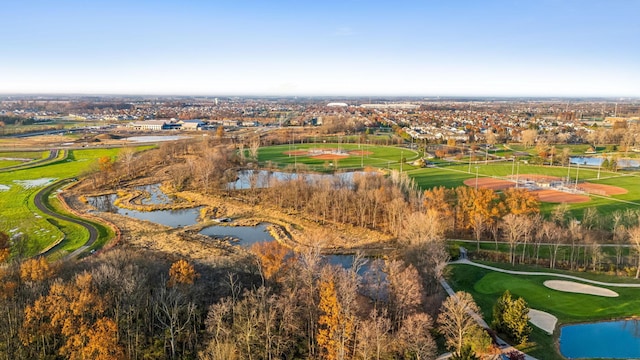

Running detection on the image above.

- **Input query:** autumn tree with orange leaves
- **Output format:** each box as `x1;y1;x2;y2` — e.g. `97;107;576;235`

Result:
250;240;291;282
502;188;540;215
317;275;353;360
168;259;199;287
21;272;124;359
20;257;55;283
0;232;10;263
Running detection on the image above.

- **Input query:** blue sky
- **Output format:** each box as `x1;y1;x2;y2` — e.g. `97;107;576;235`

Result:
1;0;638;96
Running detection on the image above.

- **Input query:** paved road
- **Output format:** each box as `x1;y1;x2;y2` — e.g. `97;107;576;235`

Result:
35;179;98;259
0;149;60;173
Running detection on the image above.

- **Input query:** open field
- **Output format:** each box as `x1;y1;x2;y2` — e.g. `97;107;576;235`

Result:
0;150;48;168
410;161;640;217
0;148;123;255
448;263;640;360
257;143;640;217
257;143;420;171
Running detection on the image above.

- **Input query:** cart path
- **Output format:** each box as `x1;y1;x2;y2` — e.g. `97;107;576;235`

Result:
450;258;640;288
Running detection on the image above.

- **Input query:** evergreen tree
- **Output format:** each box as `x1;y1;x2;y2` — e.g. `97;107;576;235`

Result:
491;290;531;345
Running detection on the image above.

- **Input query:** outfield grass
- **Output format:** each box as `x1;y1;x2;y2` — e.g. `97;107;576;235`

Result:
0;148;123;255
412;160;640;217
257;143;420;171
448;263;640;359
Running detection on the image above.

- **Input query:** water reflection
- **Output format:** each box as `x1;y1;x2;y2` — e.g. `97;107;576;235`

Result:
227;170;371;190
87;194;201;227
199;223;275;246
570;157;640;168
135;184;174;205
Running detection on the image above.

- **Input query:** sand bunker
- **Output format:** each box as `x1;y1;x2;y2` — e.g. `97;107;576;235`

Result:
0;184;9;191
544;280;619;297
528;309;557;334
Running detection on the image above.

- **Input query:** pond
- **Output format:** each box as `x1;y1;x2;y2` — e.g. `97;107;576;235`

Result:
570;157;640;168
559;319;640;359
199;223;275;246
125;135;187;143
136;183;174;205
87;194;202;227
227;170;371;190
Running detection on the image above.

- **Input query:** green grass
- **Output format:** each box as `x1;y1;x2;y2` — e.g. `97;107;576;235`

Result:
0;148;123;255
406;167;474;189
0;151;48;169
0;160;24;168
257;143;420;171
257;144;640;217
448;263;640;359
43;187;114;255
414;160;640;217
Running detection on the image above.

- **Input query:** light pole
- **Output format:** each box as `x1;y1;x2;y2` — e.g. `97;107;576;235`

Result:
516;160;520;188
575;163;580;190
475;166;479;190
468;148;472;173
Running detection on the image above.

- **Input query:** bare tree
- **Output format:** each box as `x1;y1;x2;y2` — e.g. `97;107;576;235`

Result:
472;213;487;251
249;136;261;160
628;226;640;278
501;214;527;265
437;291;482;354
154;286;197;359
521;129;537;149
397;313;436;360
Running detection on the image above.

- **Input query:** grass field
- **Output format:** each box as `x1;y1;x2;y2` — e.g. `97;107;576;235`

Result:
256;143;420;171
448;263;640;359
408;160;640;217
0;150;47;169
0;148;123;256
257;143;640;218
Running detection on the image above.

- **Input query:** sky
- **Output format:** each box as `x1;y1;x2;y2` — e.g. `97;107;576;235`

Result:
1;0;639;97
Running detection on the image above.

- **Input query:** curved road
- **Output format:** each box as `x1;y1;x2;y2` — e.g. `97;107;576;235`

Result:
0;149;60;173
451;258;640;288
35;179;98;258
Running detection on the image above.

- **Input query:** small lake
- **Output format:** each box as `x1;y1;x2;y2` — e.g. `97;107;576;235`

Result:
559;319;640;359
570;157;640;168
125;135;187;143
199;223;275;246
87;194;201;227
228;170;371;190
136;184;174;205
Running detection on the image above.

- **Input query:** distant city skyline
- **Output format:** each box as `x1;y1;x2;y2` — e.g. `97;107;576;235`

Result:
2;0;639;97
